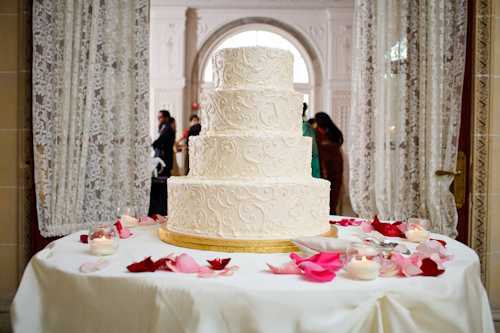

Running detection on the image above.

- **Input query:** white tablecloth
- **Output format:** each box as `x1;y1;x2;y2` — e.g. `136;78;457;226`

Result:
11;216;494;332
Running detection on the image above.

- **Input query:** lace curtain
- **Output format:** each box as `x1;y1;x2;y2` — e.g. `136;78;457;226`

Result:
349;0;467;237
33;0;150;237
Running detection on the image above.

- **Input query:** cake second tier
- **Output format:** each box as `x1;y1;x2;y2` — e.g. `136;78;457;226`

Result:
167;177;331;240
188;134;312;180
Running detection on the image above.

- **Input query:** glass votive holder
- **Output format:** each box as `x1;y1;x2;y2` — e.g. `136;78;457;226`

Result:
88;224;120;256
117;205;138;228
345;241;382;280
405;218;431;243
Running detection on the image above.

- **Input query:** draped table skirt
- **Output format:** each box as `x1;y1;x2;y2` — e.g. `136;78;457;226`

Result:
11;216;494;332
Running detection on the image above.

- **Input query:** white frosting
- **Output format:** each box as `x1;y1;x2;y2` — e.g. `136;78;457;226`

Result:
212;47;294;90
166;46;331;242
200;89;303;135
188;134;312;180
167;177;330;240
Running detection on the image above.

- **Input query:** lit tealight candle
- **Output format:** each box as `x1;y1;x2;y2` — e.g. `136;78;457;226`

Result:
405;225;431;243
347;256;381;280
90;236;118;255
120;215;138;228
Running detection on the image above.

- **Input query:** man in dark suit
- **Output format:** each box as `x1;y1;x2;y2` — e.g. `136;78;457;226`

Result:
153;110;175;177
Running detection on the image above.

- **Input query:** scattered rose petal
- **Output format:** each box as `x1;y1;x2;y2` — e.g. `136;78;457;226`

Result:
361;221;375;233
397;223;406;234
291;252;343;271
420;258;445;276
80;235;88;243
127;257;156;272
119;228;132;239
372;215;403;237
330;219;362;226
115;220;123;232
299;261;327;272
138;216;157;226
393;243;408;254
175;253;200;273
302;268;336;282
267;260;302;274
219;266;239;276
399;259;423;277
197;266;218;278
114;220;133;239
80;258;110;273
207;258;231;270
152;214;168;224
373;257;399;277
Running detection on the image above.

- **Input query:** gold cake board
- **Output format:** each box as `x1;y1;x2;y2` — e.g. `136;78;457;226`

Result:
159;223;338;253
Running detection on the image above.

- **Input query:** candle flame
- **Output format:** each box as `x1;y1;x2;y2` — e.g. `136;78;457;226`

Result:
415;226;421;231
361;256;367;262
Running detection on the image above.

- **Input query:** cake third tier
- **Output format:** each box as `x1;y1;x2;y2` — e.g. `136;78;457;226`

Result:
167;177;331;240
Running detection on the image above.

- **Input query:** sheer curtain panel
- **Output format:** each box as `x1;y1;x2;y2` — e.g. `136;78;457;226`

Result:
349;0;467;237
33;0;150;237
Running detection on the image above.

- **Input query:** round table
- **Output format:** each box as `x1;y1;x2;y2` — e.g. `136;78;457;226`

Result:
11;217;494;332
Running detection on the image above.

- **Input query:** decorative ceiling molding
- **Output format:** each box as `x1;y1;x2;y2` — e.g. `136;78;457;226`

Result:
151;0;354;10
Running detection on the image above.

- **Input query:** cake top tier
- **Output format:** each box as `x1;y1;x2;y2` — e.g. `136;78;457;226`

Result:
212;46;294;90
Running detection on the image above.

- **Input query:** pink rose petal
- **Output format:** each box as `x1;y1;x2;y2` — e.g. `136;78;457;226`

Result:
197;267;218;278
80;259;110;273
80;262;98;273
361;221;375;233
119;228;132;239
290;253;343;271
397;223;406;233
399;259;423;277
267;260;302;274
303;268;336;282
96;259;110;270
138;216;157;226
298;261;327;272
219;266;238;276
175;253;200;273
152;214;168;224
393;243;408;254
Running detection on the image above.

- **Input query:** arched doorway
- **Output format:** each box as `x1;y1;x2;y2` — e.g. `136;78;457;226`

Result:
192;19;323;121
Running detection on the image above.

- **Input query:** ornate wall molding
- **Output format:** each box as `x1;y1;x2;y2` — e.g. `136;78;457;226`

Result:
155;88;183;128
471;0;491;285
152;0;354;10
150;7;187;139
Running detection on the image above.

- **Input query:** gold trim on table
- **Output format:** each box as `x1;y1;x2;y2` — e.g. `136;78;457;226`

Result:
158;223;338;253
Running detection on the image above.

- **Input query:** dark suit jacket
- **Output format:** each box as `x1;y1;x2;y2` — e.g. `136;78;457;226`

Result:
152;123;175;175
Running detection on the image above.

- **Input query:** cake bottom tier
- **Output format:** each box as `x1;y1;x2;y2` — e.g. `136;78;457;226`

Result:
167;177;331;240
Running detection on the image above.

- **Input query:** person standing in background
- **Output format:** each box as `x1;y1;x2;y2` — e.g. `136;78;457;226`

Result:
152;110;175;177
168;117;181;176
302;103;321;178
314;112;344;215
176;114;201;175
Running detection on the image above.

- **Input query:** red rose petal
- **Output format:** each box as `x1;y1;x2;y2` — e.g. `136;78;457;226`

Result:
420;258;445;276
114;220;123;232
80;235;88;243
207;258;231;270
127;257;157;272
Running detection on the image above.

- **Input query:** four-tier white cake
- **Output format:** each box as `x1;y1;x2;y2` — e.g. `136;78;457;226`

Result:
166;46;331;241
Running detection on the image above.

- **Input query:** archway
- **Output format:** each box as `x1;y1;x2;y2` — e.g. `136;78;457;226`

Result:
191;17;323;120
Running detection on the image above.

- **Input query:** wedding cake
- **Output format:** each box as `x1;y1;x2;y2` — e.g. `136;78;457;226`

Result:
166;46;331;243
